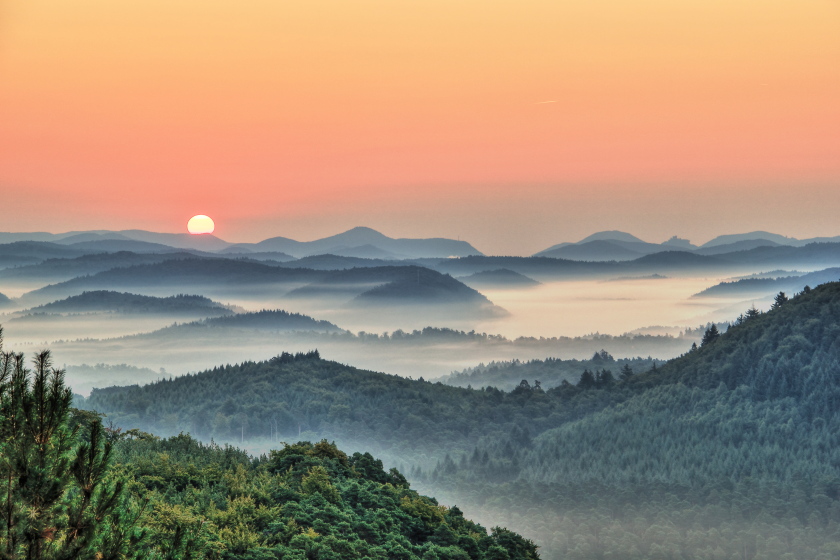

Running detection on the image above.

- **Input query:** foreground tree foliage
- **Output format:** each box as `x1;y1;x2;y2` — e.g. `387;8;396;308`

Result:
0;329;536;559
0;331;143;560
112;436;538;560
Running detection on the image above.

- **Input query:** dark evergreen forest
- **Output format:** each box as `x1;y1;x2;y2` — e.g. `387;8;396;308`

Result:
81;281;840;559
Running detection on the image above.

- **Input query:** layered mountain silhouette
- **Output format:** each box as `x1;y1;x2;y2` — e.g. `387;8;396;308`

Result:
18;259;502;317
232;226;481;259
1;227;481;259
533;230;840;263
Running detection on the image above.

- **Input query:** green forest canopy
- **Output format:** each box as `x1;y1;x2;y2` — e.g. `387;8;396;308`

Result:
81;282;840;559
0;336;538;559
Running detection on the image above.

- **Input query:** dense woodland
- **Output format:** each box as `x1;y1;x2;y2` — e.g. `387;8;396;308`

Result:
442;353;657;390
78;282;840;559
0;339;537;559
29;291;233;316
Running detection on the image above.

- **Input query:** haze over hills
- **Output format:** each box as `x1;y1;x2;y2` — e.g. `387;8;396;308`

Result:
17;259;505;322
4;228;840;270
693;266;840;298
78;281;840;559
0;241;86;269
0;251;198;284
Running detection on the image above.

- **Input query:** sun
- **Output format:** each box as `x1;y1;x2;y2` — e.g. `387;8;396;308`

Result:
187;215;215;235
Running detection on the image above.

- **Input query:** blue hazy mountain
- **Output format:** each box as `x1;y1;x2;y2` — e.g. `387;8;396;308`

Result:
432;252;731;280
351;267;500;306
458;268;541;289
25;291;234;316
277;254;415;270
197;309;342;332
625;251;723;269
694;266;840;298
694;239;784;255
20;258;327;302
3;227;481;259
533;230;840;264
0;241;86;268
0;251;199;283
699;231;799;248
18;259;500;314
0;230;233;252
577;230;648;244
55;230;230;251
232;226;482;259
534;231;698;261
64;239;188;254
284;265;504;314
535;240;649;261
0;292;13;308
711;242;840;268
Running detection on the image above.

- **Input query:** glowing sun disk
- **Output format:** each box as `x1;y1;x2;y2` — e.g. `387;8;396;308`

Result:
187;215;215;234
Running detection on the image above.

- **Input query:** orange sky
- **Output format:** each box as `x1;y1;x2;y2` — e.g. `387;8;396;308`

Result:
1;0;838;254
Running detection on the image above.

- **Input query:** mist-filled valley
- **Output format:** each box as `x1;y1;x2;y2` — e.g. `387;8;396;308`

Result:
3;227;840;559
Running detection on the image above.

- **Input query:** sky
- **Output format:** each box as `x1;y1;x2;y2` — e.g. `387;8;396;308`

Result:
1;0;838;255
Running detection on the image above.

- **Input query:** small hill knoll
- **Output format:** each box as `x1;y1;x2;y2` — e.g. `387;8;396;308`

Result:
28;291;233;316
459;269;541;289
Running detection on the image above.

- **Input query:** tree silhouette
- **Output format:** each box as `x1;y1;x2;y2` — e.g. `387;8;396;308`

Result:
701;324;720;346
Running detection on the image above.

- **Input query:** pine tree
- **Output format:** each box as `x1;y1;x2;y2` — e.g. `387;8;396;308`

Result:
701;324;720;346
0;330;144;560
577;369;596;389
771;291;789;310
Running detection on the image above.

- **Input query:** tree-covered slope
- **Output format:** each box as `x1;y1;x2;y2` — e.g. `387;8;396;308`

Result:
113;436;538;560
79;281;840;559
1;334;538;560
200;310;342;332
83;352;571;464
28;291;233;316
442;353;655;390
421;282;840;559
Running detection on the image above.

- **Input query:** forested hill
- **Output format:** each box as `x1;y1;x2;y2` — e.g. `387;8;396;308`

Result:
83;351;579;465
0;335;538;560
632;281;840;395
110;436;539;560
423;282;840;559
82;282;840;558
29;290;233;315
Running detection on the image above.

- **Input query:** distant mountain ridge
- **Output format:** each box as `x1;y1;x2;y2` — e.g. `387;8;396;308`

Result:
534;230;840;262
0;227;481;259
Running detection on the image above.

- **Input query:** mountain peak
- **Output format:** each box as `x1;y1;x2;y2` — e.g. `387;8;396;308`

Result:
577;230;646;244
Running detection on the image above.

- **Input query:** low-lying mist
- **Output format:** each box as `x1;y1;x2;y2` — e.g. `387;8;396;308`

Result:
1;273;782;396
